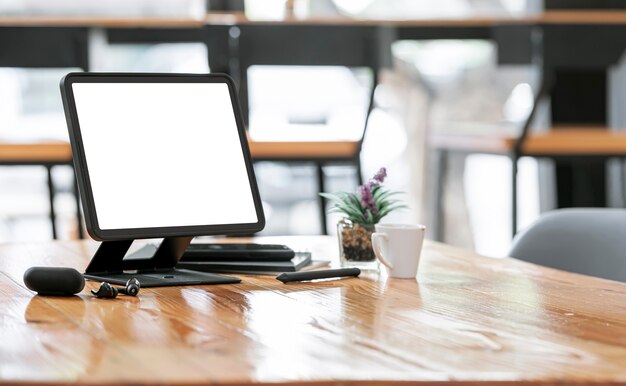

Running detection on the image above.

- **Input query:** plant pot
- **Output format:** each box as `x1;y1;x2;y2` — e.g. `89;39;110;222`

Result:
337;219;378;270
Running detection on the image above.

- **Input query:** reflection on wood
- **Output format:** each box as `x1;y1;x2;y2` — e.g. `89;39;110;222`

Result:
1;236;626;385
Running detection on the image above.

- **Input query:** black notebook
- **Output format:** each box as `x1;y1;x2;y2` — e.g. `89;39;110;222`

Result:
176;252;313;273
183;243;295;261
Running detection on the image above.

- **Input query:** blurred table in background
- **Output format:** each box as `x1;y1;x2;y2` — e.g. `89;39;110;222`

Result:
0;9;625;239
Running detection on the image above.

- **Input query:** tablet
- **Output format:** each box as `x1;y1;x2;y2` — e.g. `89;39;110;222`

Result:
61;73;265;241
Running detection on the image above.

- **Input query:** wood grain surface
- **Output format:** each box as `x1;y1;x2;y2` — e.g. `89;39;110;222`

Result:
1;139;360;163
430;126;626;156
0;142;73;163
247;138;359;160
0;10;625;28
216;10;626;26
1;236;626;385
0;16;204;28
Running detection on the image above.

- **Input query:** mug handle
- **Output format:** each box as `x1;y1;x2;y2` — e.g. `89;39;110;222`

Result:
372;232;394;269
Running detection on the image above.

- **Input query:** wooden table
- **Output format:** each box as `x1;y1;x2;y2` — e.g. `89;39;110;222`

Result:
2;236;626;385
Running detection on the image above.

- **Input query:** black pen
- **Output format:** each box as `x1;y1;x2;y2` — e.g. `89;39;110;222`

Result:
276;268;361;283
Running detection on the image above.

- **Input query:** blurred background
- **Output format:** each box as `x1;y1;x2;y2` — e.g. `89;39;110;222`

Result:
0;0;624;257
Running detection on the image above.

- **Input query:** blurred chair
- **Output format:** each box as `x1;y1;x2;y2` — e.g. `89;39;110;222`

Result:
247;85;375;235
432;11;626;242
235;25;390;234
0;26;89;239
509;208;626;283
0;142;81;239
430;77;626;240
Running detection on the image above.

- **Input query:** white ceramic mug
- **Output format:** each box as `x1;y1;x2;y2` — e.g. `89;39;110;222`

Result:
371;224;426;279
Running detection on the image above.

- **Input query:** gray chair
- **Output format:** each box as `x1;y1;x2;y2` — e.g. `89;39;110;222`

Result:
509;208;626;283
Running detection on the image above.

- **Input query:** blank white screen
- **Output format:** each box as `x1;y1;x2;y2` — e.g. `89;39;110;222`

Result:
72;82;258;230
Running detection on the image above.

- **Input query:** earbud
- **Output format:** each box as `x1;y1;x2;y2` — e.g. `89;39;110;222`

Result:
120;278;140;296
91;278;140;299
91;282;118;298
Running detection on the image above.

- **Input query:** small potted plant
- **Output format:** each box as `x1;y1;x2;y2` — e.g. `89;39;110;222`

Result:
320;167;406;269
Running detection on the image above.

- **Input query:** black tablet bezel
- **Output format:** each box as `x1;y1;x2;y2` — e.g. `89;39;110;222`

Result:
60;72;265;241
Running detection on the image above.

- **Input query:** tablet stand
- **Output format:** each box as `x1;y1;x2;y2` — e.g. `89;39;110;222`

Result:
83;236;241;287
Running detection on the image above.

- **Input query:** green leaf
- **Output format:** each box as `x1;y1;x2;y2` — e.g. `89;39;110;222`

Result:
335;205;362;217
322;193;359;210
319;192;340;200
375;190;403;203
322;184;407;225
378;199;402;210
347;194;363;208
334;204;366;222
372;186;385;199
374;204;408;222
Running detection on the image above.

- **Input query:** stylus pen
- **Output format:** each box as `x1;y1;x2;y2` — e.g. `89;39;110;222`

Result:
276;268;361;283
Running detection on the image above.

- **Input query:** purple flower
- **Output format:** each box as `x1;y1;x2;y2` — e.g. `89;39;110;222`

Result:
372;167;387;185
359;183;377;215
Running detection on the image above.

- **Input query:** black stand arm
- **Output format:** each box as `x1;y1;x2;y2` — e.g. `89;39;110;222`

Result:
83;236;240;287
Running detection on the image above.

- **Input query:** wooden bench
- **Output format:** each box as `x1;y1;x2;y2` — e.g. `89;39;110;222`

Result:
0;141;82;239
430;126;626;156
430;126;626;241
247;138;360;160
246;131;366;234
0;142;72;162
0;137;364;239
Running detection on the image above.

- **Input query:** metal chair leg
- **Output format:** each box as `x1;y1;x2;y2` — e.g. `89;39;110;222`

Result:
433;149;447;242
355;157;364;186
316;163;328;235
512;154;519;238
71;169;84;239
45;165;58;240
